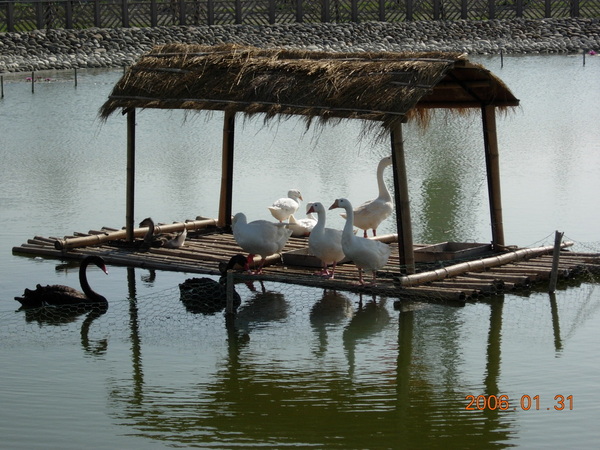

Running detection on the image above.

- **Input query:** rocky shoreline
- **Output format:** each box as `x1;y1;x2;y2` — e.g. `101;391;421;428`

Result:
1;18;599;72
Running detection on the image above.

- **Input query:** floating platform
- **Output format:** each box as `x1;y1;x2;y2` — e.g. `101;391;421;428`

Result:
12;217;600;304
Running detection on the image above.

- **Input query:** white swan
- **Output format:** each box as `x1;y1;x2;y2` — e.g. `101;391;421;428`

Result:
342;156;393;237
232;213;293;273
307;202;345;278
268;189;303;222
287;202;317;237
330;198;391;285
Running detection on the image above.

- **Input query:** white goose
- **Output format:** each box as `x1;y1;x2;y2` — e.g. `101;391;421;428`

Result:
163;226;187;249
307;202;345;278
342;156;393;237
268;189;303;222
330;198;391;285
287;202;317;237
232;213;293;274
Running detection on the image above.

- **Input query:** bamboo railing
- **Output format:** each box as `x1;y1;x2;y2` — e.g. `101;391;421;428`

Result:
53;217;218;250
397;242;574;287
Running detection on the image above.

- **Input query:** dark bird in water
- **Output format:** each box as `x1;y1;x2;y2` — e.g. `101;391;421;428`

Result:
179;255;246;315
14;255;109;309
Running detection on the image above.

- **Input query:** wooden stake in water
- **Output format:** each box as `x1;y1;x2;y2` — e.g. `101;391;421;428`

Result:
1;76;4;98
500;49;504;68
31;71;35;93
548;230;564;293
74;68;78;87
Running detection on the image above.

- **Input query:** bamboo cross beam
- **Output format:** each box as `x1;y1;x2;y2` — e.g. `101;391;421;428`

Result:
54;218;218;250
397;242;573;287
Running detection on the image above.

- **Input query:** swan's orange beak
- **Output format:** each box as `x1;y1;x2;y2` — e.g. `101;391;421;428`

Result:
329;200;340;210
101;264;109;275
306;205;315;214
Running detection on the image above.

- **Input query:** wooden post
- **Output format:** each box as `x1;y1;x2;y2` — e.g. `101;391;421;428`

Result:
351;0;358;22
1;76;4;98
7;1;15;32
461;0;468;19
321;0;330;22
548;230;564;293
65;0;73;28
94;0;101;27
31;71;35;93
150;0;157;27
482;105;505;249
234;0;242;24
488;0;496;19
122;0;129;28
207;0;215;25
126;109;136;242
390;122;415;274
268;0;275;24
296;0;303;23
433;0;441;19
178;0;186;25
219;110;235;227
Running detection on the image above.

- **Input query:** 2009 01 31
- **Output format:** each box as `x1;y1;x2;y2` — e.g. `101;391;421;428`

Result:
465;394;573;411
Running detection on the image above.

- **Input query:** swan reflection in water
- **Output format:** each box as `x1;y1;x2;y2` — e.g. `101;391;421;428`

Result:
343;293;390;377
310;289;354;357
233;281;288;335
21;302;109;356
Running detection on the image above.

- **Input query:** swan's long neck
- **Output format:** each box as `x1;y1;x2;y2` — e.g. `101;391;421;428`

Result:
342;205;355;238
79;259;106;302
143;219;155;243
376;160;392;201
314;208;326;233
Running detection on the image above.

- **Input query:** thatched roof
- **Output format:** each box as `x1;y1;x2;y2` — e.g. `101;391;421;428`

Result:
99;43;519;128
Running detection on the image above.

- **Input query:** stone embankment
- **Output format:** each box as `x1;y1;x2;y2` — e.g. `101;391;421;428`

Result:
1;18;599;72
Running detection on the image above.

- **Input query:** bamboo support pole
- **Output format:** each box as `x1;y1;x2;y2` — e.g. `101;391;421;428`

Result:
126;109;136;242
218;110;235;227
397;243;572;287
390;122;415;274
54;218;217;250
482;105;505;249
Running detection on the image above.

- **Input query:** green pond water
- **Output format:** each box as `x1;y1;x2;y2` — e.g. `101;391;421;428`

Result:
0;54;599;448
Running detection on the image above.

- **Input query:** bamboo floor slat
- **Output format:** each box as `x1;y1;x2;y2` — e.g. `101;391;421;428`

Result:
11;220;600;303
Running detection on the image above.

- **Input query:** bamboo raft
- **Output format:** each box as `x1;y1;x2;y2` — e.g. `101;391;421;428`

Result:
12;217;600;304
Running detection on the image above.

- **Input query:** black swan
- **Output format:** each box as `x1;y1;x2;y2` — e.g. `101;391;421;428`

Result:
14;255;108;309
179;255;246;315
139;217;187;249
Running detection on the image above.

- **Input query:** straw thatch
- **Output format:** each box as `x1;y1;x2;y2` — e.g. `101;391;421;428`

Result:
99;43;518;128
